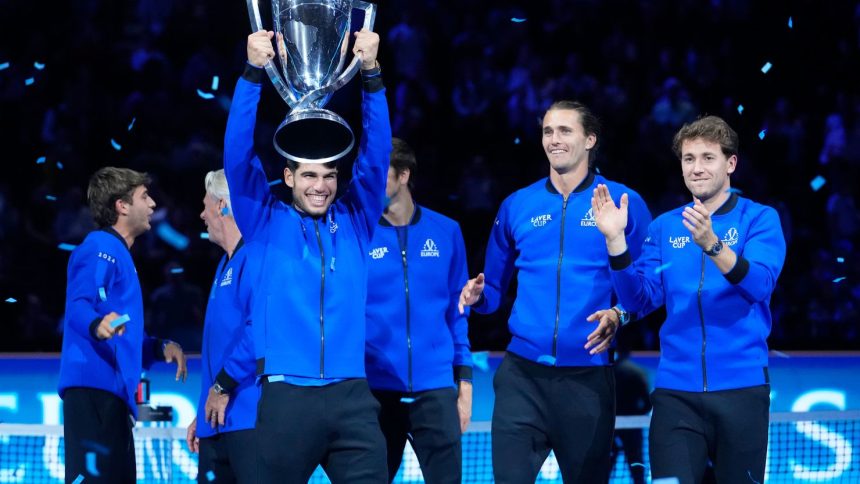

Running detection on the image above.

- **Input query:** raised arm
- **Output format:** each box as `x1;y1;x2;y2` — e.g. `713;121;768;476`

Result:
223;31;278;241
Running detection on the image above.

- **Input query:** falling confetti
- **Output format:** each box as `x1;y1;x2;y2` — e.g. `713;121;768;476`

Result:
788;17;793;29
837;257;845;263
197;89;215;100
211;76;220;91
156;222;190;250
36;156;46;164
72;475;84;484
472;351;490;372
809;175;826;192
758;129;767;140
268;179;282;186
110;314;130;329
200;232;210;240
654;262;673;274
5;298;16;303
761;62;772;74
400;397;416;404
24;77;34;86
99;287;107;301
170;267;185;274
771;350;790;358
45;195;57;201
514;137;521;145
536;355;556;365
0;62;9;71
56;161;64;170
110;139;122;151
737;104;744;114
511;18;527;23
833;277;846;283
58;243;77;251
85;452;100;476
128;118;136;131
727;187;744;194
206;471;216;482
34;61;45;70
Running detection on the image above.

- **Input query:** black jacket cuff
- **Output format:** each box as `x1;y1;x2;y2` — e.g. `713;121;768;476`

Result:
724;256;750;284
454;365;473;382
609;250;633;271
361;65;384;93
88;317;102;340
242;63;265;84
215;368;240;393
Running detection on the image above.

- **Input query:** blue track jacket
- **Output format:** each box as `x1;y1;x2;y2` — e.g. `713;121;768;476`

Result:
610;193;785;392
365;205;473;392
196;239;260;438
474;173;652;366
224;67;391;380
58;228;163;418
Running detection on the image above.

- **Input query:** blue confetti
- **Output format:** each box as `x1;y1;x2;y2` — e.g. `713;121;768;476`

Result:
206;470;216;482
46;195;57;201
72;475;84;484
511;17;527;23
24;77;34;86
197;89;215;100
110;314;130;329
727;187;744;194
200;232;210;240
761;62;772;74
5;298;16;303
211;76;220;91
34;61;45;70
472;351;490;372
85;452;100;476
654;262;673;274
514;137;521;145
737;104;744;114
833;277;846;284
56;161;64;170
630;463;646;468
110;139;122;151
788;17;793;29
771;350;790;359
810;175;826;192
155;222;190;250
98;287;107;301
0;62;9;71
536;355;556;366
400;397;416;404
127;118;136;131
170;267;185;274
748;470;762;484
758;129;767;140
837;257;845;263
268;179;282;187
36;156;46;164
652;479;680;484
58;243;77;251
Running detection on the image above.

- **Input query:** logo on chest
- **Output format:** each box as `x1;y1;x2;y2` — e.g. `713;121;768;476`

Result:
220;267;233;287
421;238;440;257
369;247;389;259
580;208;596;227
531;214;552;227
722;227;739;247
669;235;692;249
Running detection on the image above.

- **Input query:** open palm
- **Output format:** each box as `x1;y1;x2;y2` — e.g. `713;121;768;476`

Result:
591;184;628;239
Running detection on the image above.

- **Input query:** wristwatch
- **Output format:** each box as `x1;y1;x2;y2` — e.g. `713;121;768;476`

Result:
610;306;630;325
704;239;724;257
212;382;227;395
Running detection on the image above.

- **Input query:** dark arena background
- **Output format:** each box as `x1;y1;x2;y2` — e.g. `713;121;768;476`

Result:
0;1;859;482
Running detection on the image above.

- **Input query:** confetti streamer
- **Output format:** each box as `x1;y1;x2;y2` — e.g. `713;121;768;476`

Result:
170;267;185;274
58;243;77;251
5;298;16;303
24;77;34;86
99;287;107;301
761;62;772;74
630;463;646;468
211;76;220;91
36;156;46;164
110;314;130;329
197;89;215;100
809;175;826;192
758;129;767;140
833;277;846;283
737;104;744;114
85;452;100;476
200;232;210;240
110;139;122;151
34;61;45;70
0;62;9;71
127;118;136;131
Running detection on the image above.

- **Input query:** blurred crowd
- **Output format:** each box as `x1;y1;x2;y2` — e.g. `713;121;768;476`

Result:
1;0;858;352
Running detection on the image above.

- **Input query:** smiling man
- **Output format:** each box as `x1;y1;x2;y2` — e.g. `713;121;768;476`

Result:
224;30;391;483
591;115;786;483
459;100;652;483
58;167;186;483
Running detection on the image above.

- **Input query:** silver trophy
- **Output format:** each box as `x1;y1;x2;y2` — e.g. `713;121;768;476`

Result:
247;0;377;163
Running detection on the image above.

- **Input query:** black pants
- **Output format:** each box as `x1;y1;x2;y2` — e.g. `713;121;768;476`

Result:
62;387;135;484
255;378;387;483
491;353;616;484
610;429;646;484
372;387;461;484
649;385;770;484
198;429;257;483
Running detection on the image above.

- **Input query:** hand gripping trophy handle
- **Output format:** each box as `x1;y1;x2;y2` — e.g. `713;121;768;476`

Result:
246;0;378;164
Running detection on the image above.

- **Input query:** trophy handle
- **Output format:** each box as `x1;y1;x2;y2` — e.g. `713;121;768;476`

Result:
293;0;377;112
246;0;300;108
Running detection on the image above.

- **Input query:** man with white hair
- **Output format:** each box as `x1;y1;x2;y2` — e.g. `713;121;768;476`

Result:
185;169;260;483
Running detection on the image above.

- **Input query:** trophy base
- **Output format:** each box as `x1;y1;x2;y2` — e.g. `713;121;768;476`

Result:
275;109;355;164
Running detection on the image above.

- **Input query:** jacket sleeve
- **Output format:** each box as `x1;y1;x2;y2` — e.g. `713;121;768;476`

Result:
724;206;786;303
224;67;275;242
618;190;658;319
216;256;259;391
474;197;517;315
340;81;392;241
447;223;473;381
610;220;666;316
64;241;117;340
141;334;167;370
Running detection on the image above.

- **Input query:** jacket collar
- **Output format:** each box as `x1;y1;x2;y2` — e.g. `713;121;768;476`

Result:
379;203;422;227
713;192;739;216
544;171;596;195
101;226;130;251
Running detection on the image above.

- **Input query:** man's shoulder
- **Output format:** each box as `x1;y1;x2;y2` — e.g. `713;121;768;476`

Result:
416;205;460;232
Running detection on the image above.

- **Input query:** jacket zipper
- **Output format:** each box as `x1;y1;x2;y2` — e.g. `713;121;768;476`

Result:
697;252;708;391
552;195;569;361
314;220;325;378
397;227;413;393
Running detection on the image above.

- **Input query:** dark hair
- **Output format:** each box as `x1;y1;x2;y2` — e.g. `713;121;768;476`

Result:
546;100;602;166
87;167;150;228
390;138;417;190
285;159;339;173
672;115;739;159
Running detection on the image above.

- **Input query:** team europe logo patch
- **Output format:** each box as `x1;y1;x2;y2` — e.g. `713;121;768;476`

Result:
220;267;233;287
722;227;739;247
580;208;596;227
421;239;440;257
